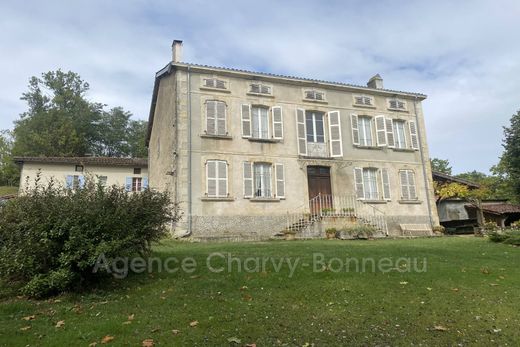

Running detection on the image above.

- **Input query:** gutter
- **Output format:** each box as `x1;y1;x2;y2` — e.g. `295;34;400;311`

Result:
413;96;435;227
187;66;193;235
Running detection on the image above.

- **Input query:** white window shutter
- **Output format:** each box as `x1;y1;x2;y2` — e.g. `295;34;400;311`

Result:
272;106;283;139
275;163;285;198
385;118;395;148
206;101;216;135
375;115;387;147
206;161;217;197
216;101;226;135
217;161;228;197
408;170;417;199
296;108;307;155
380;168;391;200
350;114;359;145
241;104;251;137
354;167;365;199
409;120;419;150
243;161;253;198
328;111;343;157
400;170;409;200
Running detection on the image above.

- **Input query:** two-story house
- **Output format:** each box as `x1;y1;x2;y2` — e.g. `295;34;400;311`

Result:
146;40;439;240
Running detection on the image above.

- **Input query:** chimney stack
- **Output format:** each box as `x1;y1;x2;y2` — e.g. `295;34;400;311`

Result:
367;74;384;89
172;40;183;62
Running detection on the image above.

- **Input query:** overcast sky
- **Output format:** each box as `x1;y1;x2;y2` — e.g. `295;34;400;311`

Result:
1;0;519;174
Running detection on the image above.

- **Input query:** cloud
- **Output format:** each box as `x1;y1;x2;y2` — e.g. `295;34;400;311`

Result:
1;0;519;173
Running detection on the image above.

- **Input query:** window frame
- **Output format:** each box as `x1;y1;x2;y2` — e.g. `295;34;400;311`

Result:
358;116;374;147
387;98;407;111
205;159;229;198
251;105;270;139
253;162;273;198
399;169;418;201
305;111;325;143
393;120;408;149
303;89;326;102
248;82;273;96
205;100;228;136
132;177;143;192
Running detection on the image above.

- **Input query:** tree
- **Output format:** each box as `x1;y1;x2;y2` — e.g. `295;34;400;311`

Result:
430;158;452;175
127;120;148;158
456;170;515;201
499;110;520;201
0;131;19;186
13;70;103;157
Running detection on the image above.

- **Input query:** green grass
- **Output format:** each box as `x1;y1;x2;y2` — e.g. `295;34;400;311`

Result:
1;237;520;346
0;186;18;196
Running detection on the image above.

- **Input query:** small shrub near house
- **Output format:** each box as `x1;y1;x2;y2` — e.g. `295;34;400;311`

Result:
0;177;178;298
488;220;520;246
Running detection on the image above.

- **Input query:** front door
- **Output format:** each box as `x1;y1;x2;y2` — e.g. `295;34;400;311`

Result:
307;166;332;213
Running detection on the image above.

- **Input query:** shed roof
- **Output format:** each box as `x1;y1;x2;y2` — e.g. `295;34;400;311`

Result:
13;157;148;167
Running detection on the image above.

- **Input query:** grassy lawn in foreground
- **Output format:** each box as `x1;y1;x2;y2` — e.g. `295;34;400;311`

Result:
0;186;18;196
1;237;519;346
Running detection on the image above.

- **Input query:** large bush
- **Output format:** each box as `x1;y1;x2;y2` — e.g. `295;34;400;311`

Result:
0;177;177;297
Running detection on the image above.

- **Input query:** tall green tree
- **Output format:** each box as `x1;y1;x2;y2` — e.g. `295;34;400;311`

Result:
430;158;452;175
127;120;148;158
500;110;520;201
13;70;103;157
0;130;20;186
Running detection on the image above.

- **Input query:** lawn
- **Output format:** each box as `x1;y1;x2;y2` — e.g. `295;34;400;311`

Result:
0;186;18;196
1;237;519;346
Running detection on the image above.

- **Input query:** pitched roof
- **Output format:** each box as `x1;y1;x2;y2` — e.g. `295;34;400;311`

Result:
146;61;428;145
432;171;480;189
13;157;148;167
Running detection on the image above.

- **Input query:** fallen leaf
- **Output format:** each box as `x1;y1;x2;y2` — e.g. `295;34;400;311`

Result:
172;329;180;335
151;327;160;333
426;287;432;291
20;326;31;331
492;328;502;334
22;315;36;321
240;286;248;291
190;275;200;279
122;321;131;325
490;283;499;286
451;288;459;292
481;267;490;274
242;294;253;301
434;325;448;331
55;320;65;328
245;344;257;347
227;337;241;344
54;299;61;303
89;343;98;347
189;320;198;327
128;314;135;321
142;339;154;347
101;335;114;344
399;281;408;285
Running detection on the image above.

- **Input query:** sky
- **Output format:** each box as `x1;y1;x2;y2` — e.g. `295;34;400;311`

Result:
1;0;519;174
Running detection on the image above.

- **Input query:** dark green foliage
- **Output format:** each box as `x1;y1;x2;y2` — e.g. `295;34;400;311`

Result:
500;110;520;201
488;230;520;245
0;176;176;298
0;130;19;186
430;158;452;175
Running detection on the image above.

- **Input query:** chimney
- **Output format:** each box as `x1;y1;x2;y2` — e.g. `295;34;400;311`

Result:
367;74;384;89
172;40;183;62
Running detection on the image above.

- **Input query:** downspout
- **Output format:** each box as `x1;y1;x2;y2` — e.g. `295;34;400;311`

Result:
413;96;435;227
187;66;193;235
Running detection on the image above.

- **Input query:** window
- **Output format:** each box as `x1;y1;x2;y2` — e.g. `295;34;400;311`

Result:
305;111;325;143
73;175;81;189
243;162;285;199
250;83;271;95
206;160;228;197
75;165;83;172
98;175;107;187
132;177;142;192
133;168;141;175
354;168;391;201
304;90;325;101
242;105;283;140
203;78;227;89
252;106;269;139
393;120;407;149
400;170;417;200
66;175;84;190
354;95;373;106
388;98;406;110
254;163;272;198
358;116;373;146
206;100;227;136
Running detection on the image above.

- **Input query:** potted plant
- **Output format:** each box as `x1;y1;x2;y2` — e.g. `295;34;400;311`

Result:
283;229;296;241
325;228;337;239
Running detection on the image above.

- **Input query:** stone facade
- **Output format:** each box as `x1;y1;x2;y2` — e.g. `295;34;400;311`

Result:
147;44;439;240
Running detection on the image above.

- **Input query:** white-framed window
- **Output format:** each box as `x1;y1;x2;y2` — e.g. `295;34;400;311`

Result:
66;175;84;190
399;169;417;200
354;167;391;201
304;90;325;101
132;177;142;192
205;100;227;136
202;77;227;90
358;116;373;146
353;95;373;106
243;162;285;199
249;83;272;95
124;176;148;192
393;120;407;149
98;175;107;187
305;111;325;143
206;160;228;197
241;105;283;139
388;98;406;110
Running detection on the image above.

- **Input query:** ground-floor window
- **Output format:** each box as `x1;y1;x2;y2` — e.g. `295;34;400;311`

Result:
243;161;285;199
354;167;391;201
399;170;417;200
206;160;228;197
254;163;272;198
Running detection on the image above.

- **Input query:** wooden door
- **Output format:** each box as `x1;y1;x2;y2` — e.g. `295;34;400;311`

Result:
307;166;332;212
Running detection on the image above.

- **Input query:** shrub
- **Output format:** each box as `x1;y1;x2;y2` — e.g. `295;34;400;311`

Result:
488;229;520;246
0;176;178;297
341;224;377;239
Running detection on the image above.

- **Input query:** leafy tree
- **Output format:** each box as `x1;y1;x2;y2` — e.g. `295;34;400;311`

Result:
430;158;452;175
456;170;514;202
13;70;103;157
127;120;148;158
499;110;520;201
0;131;20;186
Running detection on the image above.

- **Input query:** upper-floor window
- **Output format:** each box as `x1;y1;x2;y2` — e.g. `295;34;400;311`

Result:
75;165;84;172
354;95;374;106
205;100;227;136
304;90;325;101
393;120;407;149
388;98;406;110
241;104;283;140
133;168;141;175
202;78;227;90
358;116;373;146
351;114;419;150
132;177;142;192
306;111;325;143
249;83;272;95
125;176;148;192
